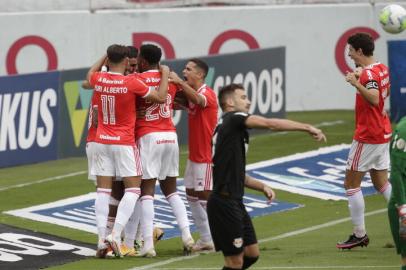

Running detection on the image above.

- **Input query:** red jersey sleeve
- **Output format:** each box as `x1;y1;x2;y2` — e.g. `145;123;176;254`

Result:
89;72;100;87
360;69;379;90
200;88;217;108
127;76;150;97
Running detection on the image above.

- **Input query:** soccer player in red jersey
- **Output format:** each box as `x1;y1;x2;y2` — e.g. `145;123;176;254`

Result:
337;33;393;250
87;44;169;257
170;59;218;251
124;44;194;257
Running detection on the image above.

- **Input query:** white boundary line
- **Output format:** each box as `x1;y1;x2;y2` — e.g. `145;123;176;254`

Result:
128;208;387;270
246;144;351;171
4;193;97;234
0;171;87;192
156;266;397;269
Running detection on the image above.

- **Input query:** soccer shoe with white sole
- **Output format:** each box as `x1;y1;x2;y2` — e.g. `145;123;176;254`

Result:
192;239;214;252
153;227;164;245
182;237;195;256
336;233;369;250
136;247;156;258
106;234;123;257
120;244;138;257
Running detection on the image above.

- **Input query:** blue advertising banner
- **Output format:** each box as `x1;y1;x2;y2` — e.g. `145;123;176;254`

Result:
5;180;301;238
164;47;286;144
388;40;406;123
0;72;60;168
247;145;376;201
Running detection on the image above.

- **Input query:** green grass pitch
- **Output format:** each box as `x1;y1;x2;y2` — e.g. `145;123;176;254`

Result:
0;110;397;270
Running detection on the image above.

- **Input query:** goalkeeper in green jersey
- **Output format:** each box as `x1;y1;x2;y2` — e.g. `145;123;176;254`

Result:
389;116;406;270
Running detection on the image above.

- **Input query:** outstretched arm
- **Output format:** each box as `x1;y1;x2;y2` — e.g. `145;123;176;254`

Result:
245;115;326;142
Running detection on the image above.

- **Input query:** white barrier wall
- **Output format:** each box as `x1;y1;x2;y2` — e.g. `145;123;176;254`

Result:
0;3;405;111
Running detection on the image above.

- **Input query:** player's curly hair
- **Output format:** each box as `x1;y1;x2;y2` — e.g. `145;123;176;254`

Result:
347;32;374;56
139;44;162;65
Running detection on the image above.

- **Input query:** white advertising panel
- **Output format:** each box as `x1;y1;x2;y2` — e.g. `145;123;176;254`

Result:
0;3;404;110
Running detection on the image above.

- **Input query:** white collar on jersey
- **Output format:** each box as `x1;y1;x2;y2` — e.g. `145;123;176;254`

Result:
197;84;206;92
107;71;123;75
365;62;381;69
141;69;159;73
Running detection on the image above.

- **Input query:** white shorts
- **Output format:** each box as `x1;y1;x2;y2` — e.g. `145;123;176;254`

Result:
91;142;142;178
346;140;390;172
138;132;179;180
184;159;213;191
86;142;96;181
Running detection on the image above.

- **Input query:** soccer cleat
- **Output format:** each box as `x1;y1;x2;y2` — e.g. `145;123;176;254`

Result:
153;227;164;245
191;239;214;252
182;237;195;256
106;234;123;258
120;244;138;257
336;234;369;250
95;242;109;259
134;239;143;252
136;247;157;258
105;246;115;258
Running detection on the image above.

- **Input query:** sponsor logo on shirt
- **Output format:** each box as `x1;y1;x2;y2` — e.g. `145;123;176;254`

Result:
98;78;124;84
156;139;176;144
99;134;120;141
145;77;160;83
365;81;378;89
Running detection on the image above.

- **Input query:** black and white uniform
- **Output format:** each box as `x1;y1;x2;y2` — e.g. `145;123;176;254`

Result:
207;111;257;256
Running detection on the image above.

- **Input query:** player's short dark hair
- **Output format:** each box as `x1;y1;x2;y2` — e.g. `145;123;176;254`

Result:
347;32;374;56
188;58;209;78
107;44;129;64
218;83;244;110
139;44;162;65
127;46;138;59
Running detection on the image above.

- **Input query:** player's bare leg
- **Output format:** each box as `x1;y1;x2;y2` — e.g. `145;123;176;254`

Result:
224;252;244;270
337;170;369;249
242;244;259;269
161;177;194;255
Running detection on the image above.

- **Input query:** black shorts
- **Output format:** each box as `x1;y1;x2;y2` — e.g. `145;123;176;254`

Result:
207;193;257;256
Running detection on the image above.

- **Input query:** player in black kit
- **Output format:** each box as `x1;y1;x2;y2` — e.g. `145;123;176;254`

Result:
207;83;326;270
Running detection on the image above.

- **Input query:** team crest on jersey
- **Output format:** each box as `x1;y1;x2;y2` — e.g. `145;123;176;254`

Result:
233;237;243;248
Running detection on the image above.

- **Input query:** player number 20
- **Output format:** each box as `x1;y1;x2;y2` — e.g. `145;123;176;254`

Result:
145;94;172;121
